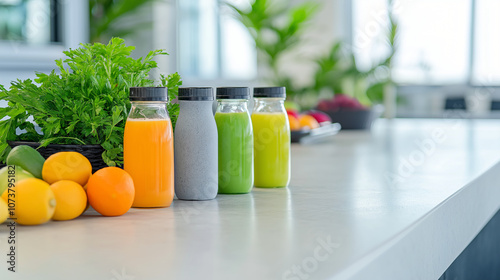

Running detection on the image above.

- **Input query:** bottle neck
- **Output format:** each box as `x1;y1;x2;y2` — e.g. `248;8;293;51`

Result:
253;98;286;114
178;100;215;116
216;99;249;113
128;101;169;119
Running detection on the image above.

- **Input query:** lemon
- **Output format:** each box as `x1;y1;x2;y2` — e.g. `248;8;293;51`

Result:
0;165;34;197
2;178;56;225
50;180;87;221
42;152;92;186
0;199;7;224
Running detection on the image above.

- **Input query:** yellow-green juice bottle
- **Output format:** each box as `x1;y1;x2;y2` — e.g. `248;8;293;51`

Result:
252;87;291;188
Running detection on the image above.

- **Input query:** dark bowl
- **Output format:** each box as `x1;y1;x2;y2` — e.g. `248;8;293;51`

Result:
3;141;107;173
318;105;383;130
291;129;311;142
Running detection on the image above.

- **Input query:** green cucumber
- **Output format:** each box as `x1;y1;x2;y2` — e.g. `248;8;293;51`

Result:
6;145;45;179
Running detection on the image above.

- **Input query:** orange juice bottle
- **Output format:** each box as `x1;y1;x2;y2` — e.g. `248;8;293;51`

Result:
124;87;174;208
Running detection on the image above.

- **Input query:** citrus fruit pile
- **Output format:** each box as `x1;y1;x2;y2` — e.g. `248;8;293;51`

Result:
0;145;135;225
287;109;332;131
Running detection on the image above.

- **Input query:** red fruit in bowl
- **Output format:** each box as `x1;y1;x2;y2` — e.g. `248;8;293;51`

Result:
317;100;337;111
306;110;331;124
316;100;327;111
317;94;367;111
333;94;366;110
286;109;300;119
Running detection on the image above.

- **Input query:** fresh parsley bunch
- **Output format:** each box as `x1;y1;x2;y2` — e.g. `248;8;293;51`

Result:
0;37;182;166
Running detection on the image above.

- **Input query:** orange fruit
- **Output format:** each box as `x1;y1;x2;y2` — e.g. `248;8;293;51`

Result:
86;167;135;217
299;115;320;129
3;178;56;225
50;180;87;221
42;152;92;186
288;114;301;131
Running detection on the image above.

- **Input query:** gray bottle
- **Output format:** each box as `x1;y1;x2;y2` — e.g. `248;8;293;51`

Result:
174;87;218;200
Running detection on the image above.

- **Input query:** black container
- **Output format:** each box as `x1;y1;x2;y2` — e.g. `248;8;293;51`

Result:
3;141;107;173
318;106;382;130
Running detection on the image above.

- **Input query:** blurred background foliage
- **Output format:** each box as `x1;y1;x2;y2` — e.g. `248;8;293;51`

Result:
89;0;156;43
228;0;398;109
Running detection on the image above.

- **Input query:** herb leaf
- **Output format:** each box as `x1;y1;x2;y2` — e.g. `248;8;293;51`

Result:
0;38;182;165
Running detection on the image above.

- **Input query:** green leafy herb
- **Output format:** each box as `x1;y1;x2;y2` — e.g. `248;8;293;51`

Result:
0;37;182;166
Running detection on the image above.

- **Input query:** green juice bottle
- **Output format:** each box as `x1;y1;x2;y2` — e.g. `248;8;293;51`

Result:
215;87;254;194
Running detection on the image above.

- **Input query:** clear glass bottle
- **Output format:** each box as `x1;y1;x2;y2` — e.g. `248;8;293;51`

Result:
124;87;174;208
215;87;253;194
251;87;291;188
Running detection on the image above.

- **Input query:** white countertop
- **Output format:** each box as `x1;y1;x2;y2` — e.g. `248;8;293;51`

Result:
2;119;500;280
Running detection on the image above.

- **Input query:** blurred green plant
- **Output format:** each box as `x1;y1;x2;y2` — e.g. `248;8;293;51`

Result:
365;4;398;103
228;0;398;108
227;0;319;98
314;2;397;106
89;0;156;43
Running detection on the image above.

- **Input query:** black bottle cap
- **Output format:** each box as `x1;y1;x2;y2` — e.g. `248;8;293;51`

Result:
129;87;168;101
253;87;286;98
178;87;214;101
216;87;250;100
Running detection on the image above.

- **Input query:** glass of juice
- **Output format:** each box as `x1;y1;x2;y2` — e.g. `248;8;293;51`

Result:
124;87;174;207
252;87;291;188
215;87;253;194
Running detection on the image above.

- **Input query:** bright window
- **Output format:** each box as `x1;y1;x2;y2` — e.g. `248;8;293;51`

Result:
352;0;390;72
0;0;60;44
177;0;256;81
353;0;474;85
472;0;500;85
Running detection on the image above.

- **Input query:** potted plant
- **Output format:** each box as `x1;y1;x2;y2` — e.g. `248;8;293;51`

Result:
227;0;319;99
311;40;391;129
229;0;398;130
311;2;398;129
0;38;182;171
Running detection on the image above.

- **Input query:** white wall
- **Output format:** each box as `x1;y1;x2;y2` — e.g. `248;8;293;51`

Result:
0;0;349;89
